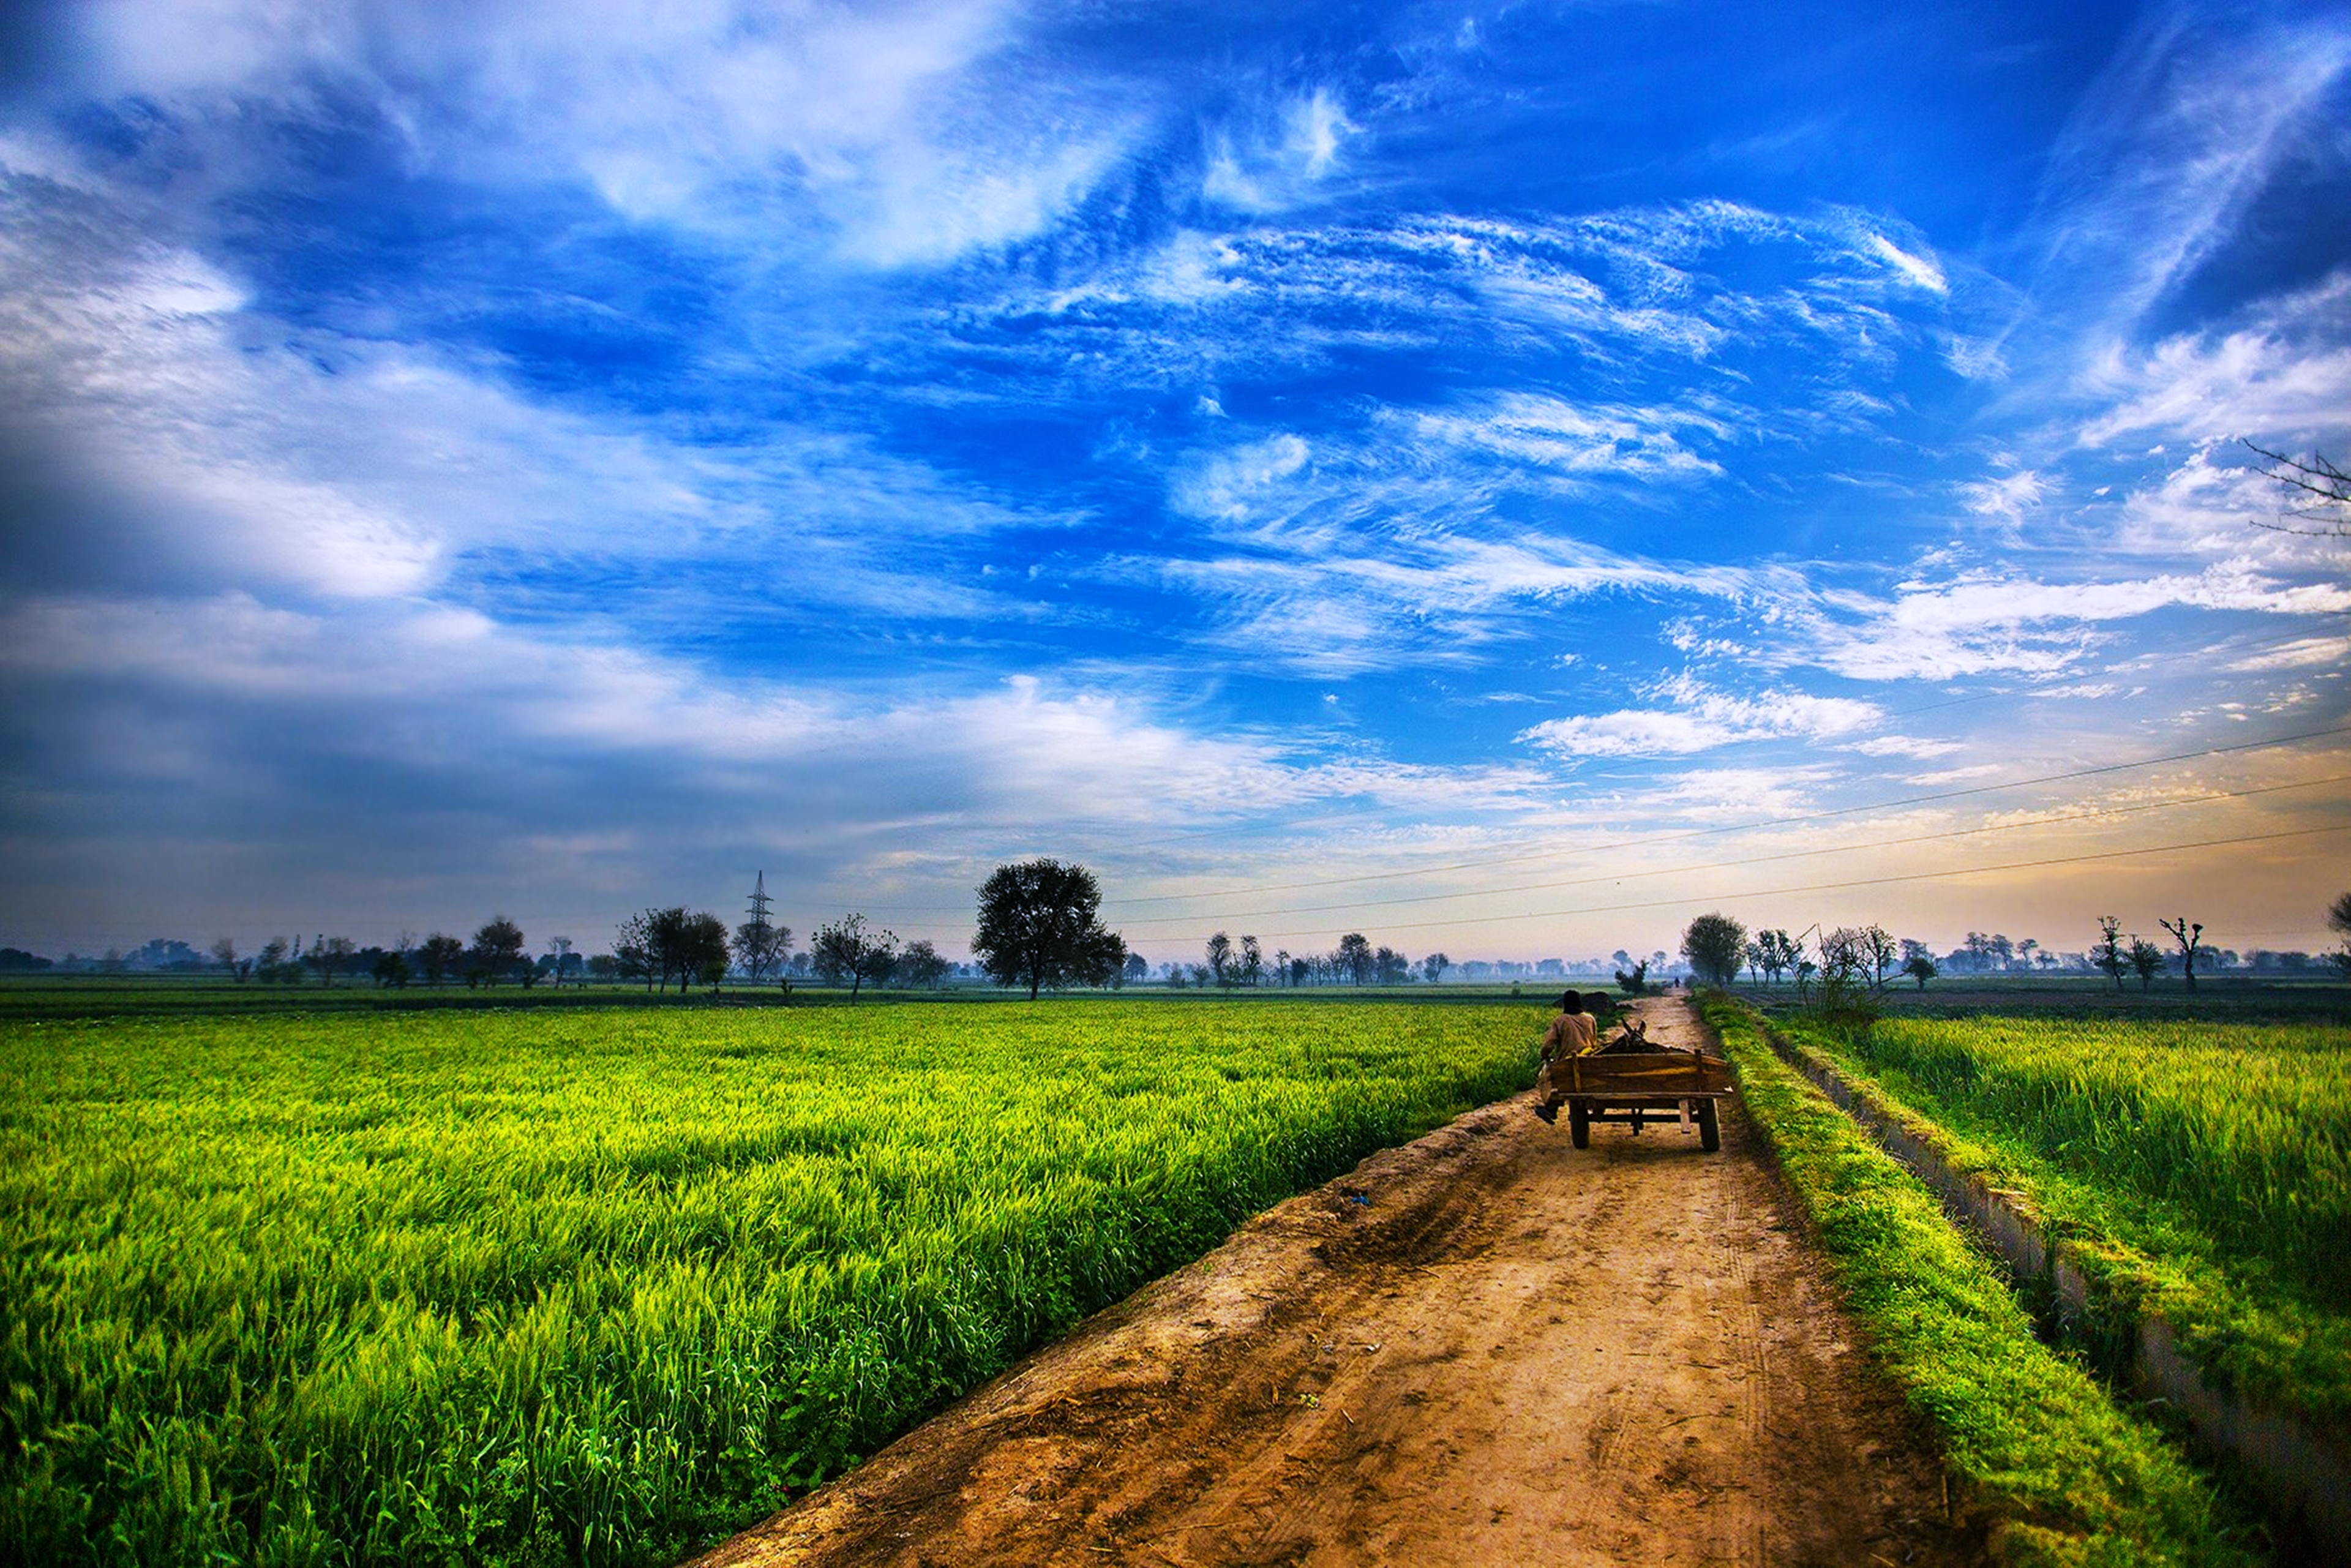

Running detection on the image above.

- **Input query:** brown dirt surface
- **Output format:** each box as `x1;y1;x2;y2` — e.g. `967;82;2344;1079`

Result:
689;996;1981;1567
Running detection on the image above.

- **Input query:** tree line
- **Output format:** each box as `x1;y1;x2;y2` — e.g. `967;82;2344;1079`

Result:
1676;894;2351;997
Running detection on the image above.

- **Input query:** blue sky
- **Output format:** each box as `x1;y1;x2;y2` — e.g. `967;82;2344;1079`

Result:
2;0;2347;967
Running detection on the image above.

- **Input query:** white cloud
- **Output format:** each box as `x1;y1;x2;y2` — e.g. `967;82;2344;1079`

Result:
1408;394;1723;482
1787;566;2351;682
1202;86;1357;212
2034;10;2351;336
66;0;1140;267
1518;676;1880;759
1170;433;1313;522
2228;634;2351;672
1846;735;1965;759
1864;233;1948;294
2077;278;2351;452
1957;468;2044;532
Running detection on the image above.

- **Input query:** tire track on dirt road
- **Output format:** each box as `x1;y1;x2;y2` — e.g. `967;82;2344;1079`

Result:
689;996;1977;1567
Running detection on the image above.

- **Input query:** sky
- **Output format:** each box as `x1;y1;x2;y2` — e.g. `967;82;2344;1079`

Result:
2;0;2349;970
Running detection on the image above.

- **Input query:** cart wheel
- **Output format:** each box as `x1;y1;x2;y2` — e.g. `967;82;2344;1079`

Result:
1697;1098;1720;1152
1569;1101;1591;1149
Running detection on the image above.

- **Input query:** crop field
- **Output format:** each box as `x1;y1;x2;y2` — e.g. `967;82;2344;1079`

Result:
0;999;1537;1567
1773;1007;2351;1447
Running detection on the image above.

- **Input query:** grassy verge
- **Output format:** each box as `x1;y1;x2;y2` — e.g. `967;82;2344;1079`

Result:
1771;1013;2351;1446
1700;992;2260;1566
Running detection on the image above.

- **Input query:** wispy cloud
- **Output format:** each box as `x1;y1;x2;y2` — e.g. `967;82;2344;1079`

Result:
1519;675;1880;760
2032;6;2351;336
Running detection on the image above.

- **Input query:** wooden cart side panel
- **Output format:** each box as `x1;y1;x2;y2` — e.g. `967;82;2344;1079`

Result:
1564;1052;1733;1097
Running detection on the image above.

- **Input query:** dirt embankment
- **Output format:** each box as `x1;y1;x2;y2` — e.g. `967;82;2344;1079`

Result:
691;997;1978;1566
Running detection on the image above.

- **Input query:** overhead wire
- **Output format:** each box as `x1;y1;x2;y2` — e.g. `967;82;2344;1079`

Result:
1146;822;2351;946
1103;771;2351;932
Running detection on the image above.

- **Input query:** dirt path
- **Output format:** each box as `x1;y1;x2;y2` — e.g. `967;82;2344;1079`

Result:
691;997;1976;1567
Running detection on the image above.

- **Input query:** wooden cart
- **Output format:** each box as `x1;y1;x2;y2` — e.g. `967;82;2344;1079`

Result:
1556;1048;1734;1152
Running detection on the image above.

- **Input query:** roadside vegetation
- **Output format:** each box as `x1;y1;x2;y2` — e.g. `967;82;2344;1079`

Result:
1775;1010;2351;1444
0;999;1535;1567
1701;993;2265;1566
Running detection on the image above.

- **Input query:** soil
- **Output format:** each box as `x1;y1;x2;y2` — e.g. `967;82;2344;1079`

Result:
689;996;1981;1567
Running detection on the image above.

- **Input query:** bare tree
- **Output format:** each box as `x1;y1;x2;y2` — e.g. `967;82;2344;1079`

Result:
814;913;898;1001
2243;440;2350;538
2331;891;2351;979
2093;916;2127;993
2158;915;2204;992
1859;924;1897;990
209;936;238;978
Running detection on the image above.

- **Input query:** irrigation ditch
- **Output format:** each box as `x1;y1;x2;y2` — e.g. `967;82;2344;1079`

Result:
1751;1018;2350;1563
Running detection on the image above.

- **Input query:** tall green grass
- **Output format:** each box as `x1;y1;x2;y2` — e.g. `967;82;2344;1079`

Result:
1842;1015;2350;1302
0;1000;1537;1566
1701;996;2259;1566
1784;1012;2351;1436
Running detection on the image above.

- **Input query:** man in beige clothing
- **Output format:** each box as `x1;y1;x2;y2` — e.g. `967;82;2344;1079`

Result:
1532;989;1599;1124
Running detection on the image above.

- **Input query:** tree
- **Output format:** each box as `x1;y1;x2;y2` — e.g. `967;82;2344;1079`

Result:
2093;917;2127;994
2158;915;2204;992
1750;929;1797;985
1903;953;1938;991
898;938;951;989
1680;912;1747;986
1240;934;1264;988
372;949;413;987
2243;440;2350;538
418;932;465;986
735;872;789;986
1205;931;1234;988
970;860;1125;1000
613;912;657;989
209;936;239;978
1123;951;1150;986
1337;932;1373;986
632;907;729;993
2331;891;2351;979
1420;951;1451;983
546;936;573;989
681;911;732;991
2128;936;2164;992
1858;924;1897;990
472;917;527;986
814;913;898;1001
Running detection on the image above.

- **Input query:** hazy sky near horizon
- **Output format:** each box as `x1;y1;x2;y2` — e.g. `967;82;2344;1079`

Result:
2;0;2348;967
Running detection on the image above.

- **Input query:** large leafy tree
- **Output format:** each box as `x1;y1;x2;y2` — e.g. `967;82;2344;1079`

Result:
1679;911;1747;985
972;859;1125;1000
471;916;526;986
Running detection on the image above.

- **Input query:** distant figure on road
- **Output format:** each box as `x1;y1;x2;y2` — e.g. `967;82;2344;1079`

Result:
1532;989;1599;1124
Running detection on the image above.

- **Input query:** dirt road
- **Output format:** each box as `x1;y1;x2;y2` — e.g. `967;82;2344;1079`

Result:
691;997;1975;1566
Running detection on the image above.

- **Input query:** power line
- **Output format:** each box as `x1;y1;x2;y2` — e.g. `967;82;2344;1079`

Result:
1098;721;2351;909
1105;772;2351;931
1128;822;2351;946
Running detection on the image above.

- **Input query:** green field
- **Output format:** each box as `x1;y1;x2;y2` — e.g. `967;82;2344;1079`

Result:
1774;1008;2351;1442
0;999;1539;1567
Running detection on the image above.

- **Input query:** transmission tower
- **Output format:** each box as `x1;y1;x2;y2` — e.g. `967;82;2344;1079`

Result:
746;870;773;931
